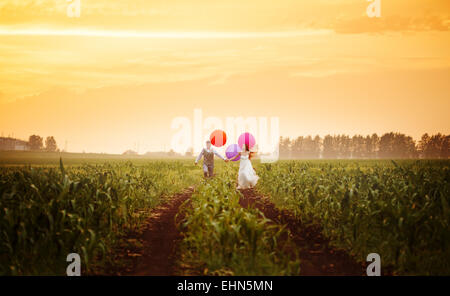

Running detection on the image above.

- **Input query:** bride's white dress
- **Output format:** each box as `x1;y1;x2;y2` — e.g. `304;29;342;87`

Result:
237;151;259;189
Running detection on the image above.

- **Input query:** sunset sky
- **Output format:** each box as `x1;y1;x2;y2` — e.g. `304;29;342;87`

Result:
0;0;449;154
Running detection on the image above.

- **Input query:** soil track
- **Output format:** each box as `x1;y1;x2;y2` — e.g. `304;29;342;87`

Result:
239;188;367;276
126;187;193;276
121;186;367;276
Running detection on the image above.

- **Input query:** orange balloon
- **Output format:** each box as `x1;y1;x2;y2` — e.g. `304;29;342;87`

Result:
210;130;227;147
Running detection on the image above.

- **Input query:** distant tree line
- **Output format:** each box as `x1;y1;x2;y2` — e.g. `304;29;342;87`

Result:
28;135;58;152
279;133;449;159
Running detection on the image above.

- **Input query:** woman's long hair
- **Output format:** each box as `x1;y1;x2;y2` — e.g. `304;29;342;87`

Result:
244;144;254;160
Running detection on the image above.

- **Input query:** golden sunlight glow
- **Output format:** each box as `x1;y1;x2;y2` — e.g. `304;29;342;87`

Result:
0;27;332;39
0;0;449;154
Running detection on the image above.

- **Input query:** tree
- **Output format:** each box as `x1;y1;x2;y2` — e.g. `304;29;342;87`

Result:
379;132;417;158
45;136;57;152
312;135;322;158
379;132;394;158
418;133;430;158
28;135;43;151
419;133;450;159
338;135;352;158
291;136;304;158
351;135;365;158
279;137;291;159
274;132;447;159
442;135;450;159
322;135;337;158
367;133;379;158
403;135;418;158
122;150;138;155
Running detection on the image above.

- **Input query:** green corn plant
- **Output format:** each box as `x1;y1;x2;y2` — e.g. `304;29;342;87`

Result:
0;160;201;275
256;159;450;275
177;165;300;276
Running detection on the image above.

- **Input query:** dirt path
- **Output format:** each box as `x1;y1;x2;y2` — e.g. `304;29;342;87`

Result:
125;187;193;276
117;185;366;276
239;188;367;276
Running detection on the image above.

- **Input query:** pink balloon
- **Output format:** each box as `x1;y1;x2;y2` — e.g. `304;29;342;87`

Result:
238;132;256;149
225;144;241;161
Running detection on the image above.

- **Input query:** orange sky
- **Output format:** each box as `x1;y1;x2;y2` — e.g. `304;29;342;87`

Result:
0;0;449;154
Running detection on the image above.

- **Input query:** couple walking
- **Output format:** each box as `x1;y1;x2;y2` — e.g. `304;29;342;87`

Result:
194;140;259;189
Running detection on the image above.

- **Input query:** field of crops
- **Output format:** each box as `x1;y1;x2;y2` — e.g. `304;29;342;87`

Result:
0;158;201;275
177;166;300;275
0;152;449;275
256;160;450;275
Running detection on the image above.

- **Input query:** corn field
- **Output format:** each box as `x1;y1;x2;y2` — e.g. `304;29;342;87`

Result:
177;166;300;275
256;160;450;275
0;156;449;275
0;159;200;275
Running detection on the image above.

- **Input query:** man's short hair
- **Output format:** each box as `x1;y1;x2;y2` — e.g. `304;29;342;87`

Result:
206;140;211;143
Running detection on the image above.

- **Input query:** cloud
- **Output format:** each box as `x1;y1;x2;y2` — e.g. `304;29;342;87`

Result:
0;0;449;34
0;27;332;39
0;1;449;104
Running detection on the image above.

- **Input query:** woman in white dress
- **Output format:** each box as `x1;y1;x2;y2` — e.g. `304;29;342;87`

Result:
229;144;259;189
